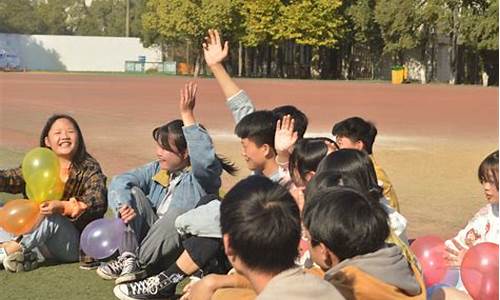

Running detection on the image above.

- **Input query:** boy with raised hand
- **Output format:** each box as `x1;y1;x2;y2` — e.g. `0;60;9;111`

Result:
203;29;308;167
303;186;425;299
332;116;400;211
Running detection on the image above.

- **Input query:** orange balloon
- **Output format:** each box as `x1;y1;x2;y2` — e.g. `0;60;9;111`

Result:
0;199;41;236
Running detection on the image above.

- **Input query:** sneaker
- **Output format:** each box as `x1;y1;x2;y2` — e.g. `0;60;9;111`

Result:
115;253;146;284
113;272;182;300
3;250;39;272
97;254;127;280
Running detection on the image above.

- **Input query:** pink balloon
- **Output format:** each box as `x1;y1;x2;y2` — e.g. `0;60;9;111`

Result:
461;242;499;300
410;235;447;286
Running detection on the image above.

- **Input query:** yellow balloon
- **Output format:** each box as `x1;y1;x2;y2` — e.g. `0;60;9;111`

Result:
22;147;63;202
26;177;64;203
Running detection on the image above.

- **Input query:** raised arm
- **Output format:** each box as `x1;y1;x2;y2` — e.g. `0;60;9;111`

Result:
203;29;255;123
180;82;222;194
203;29;240;99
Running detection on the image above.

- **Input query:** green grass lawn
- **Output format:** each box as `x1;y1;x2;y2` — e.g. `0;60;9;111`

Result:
0;148;189;299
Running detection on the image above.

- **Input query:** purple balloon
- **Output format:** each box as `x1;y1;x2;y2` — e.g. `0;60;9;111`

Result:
440;267;460;287
80;218;126;260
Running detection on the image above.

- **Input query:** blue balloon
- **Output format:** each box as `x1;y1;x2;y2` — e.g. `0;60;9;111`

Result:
80;218;126;259
440;267;460;287
426;283;449;300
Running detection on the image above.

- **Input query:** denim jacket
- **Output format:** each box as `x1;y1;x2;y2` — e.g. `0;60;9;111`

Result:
108;124;222;217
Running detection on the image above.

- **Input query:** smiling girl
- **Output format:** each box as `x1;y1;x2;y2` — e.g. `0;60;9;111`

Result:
0;114;107;272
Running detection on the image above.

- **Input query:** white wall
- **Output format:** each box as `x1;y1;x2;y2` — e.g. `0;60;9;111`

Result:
0;34;162;72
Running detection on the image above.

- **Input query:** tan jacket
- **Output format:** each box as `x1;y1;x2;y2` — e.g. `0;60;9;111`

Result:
371;155;400;212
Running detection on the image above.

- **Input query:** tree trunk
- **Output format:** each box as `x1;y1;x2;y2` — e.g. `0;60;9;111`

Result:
193;52;201;77
238;41;243;77
449;6;459;84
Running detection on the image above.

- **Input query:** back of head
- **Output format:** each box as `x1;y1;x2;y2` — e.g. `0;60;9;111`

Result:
316;149;382;203
39;114;89;166
272;105;308;138
235;110;277;149
305;171;343;204
220;175;301;274
331;117;377;154
303;187;389;261
478;150;499;189
289;138;331;186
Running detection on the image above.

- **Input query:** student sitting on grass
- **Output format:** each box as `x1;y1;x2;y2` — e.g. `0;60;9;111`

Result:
303;187;425;300
332;116;401;212
432;150;499;300
0;114;107;272
96;82;236;299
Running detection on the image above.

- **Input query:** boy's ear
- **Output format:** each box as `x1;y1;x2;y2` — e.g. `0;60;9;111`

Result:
223;234;234;257
320;242;340;268
261;143;275;158
355;140;364;152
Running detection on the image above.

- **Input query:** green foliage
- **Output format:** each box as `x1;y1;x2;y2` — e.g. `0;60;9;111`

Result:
142;0;235;47
0;0;44;34
460;0;498;50
279;0;344;47
239;0;283;46
374;0;420;59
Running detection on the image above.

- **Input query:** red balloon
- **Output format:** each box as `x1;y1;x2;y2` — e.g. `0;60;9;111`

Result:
410;235;447;286
461;242;499;300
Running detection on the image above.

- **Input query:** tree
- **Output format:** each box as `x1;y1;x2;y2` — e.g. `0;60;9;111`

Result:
374;0;421;64
36;0;73;35
0;0;44;34
142;0;236;75
347;0;384;78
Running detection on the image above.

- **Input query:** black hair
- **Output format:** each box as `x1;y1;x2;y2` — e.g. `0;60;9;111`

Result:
478;150;499;189
272;105;308;138
303;187;389;261
331;117;377;154
153;120;238;175
289;138;333;185
220;176;301;274
235;110;277;149
304;171;343;204
39;114;90;167
316;149;382;204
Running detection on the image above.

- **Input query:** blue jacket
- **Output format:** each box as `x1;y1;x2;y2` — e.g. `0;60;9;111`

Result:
108;124;222;216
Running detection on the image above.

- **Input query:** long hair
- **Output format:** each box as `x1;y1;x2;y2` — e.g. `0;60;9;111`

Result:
316;149;382;204
153;120;238;175
39;114;90;168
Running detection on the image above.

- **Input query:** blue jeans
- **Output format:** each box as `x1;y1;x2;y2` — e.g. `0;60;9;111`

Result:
11;214;80;263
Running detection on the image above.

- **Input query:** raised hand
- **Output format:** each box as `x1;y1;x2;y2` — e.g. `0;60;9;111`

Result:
202;29;229;67
275;115;298;154
179;81;198;126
